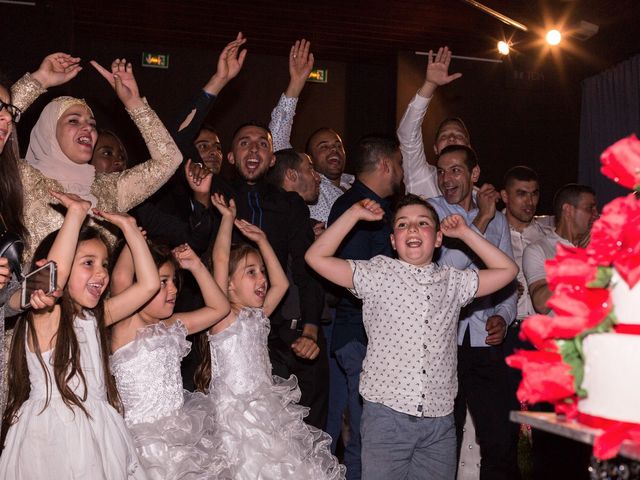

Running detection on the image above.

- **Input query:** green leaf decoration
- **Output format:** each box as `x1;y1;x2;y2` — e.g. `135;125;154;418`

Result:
587;266;613;288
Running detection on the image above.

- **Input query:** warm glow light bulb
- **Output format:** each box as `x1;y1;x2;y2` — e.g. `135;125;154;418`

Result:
546;29;562;45
497;41;510;55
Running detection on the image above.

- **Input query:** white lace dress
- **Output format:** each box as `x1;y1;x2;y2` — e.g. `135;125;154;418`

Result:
0;312;146;479
208;307;346;479
111;320;232;480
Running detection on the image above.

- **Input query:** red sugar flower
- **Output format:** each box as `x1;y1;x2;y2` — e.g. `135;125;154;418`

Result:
600;134;640;190
506;350;575;403
545;244;598;289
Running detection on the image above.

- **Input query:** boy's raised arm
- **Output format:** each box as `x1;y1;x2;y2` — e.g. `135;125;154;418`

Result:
305;199;384;289
440;214;518;298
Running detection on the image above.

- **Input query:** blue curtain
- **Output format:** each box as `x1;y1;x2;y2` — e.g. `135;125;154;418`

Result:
579;54;640;205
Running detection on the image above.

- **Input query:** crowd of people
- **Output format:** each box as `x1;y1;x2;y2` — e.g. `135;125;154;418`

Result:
0;33;599;480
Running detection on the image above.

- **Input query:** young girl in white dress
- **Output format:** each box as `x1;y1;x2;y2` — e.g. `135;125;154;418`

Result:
0;191;157;479
109;241;232;479
195;194;345;480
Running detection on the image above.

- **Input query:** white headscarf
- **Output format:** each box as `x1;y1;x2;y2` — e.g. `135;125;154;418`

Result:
25;97;97;204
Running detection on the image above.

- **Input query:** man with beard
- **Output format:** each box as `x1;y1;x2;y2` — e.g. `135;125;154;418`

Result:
268;148;321;206
263;147;329;430
208;121;326;410
397;46;501;230
306;128;355;224
523;184;598;315
428;144;517;480
326;135;404;480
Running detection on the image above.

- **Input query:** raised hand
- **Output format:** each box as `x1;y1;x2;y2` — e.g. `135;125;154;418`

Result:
204;32;248;95
286;39;314;97
31;53;82;89
172;243;200;271
234;219;266;244
350;199;385;222
185;159;213;193
418;46;462;98
92;209;139;232
50;190;91;215
440;214;469;238
90;58;144;110
211;193;237;220
475;183;499;221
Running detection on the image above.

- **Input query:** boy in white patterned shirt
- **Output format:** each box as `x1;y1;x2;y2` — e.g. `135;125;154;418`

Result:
305;194;518;480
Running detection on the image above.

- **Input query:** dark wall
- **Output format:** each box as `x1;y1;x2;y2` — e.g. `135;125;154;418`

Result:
396;51;582;215
2;1;395;172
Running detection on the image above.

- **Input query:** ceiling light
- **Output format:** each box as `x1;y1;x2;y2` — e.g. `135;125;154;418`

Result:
497;41;510;55
546;29;562;46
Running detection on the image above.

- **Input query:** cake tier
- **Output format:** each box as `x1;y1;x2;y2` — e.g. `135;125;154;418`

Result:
611;269;640;326
579;333;640;424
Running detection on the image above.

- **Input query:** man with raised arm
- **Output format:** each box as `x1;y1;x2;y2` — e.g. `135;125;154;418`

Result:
428;144;518;479
397;46;501;233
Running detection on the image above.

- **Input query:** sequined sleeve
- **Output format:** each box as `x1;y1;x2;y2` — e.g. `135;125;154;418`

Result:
10;73;47;113
94;99;182;213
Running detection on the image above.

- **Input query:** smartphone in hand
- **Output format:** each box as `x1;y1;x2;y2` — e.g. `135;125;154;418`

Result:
20;261;57;309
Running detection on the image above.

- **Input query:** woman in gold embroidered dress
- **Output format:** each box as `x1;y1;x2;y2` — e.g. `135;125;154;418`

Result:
11;53;182;261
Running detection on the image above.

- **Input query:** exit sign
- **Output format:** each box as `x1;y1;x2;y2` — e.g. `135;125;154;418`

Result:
142;53;170;69
307;68;328;83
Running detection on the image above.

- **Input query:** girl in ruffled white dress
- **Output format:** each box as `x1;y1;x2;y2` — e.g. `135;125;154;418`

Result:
109;241;232;479
195;194;346;480
0;192;156;479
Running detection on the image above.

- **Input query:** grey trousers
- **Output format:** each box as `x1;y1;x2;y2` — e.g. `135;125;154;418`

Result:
361;400;456;480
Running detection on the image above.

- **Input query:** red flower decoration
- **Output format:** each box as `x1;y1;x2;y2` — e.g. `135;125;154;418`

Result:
613;254;640;288
600;134;640;190
555;396;578;419
588;194;640;286
520;314;599;350
545;244;598;290
546;284;611;323
506;350;575;403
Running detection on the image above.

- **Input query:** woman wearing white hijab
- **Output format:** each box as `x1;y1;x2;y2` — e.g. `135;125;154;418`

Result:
12;55;182;261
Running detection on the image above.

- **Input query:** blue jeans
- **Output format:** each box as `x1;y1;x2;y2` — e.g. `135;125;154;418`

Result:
334;339;367;480
323;319;349;454
361;401;457;480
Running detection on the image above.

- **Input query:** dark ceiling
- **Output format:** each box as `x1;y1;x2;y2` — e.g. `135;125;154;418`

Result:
68;0;640;72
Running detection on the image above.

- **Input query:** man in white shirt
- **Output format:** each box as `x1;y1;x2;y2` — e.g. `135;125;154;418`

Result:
397;46;501;225
523;184;598;314
305;128;355;224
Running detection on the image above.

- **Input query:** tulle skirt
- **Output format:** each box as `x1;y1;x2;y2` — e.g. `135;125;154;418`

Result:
211;374;346;480
129;390;233;480
0;396;146;479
